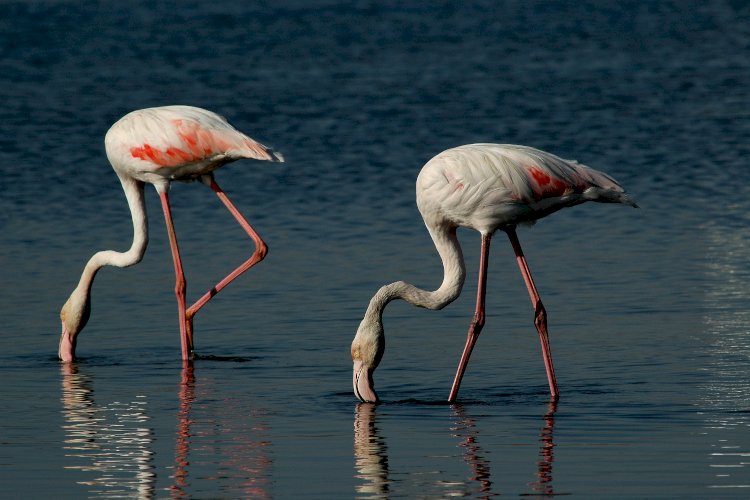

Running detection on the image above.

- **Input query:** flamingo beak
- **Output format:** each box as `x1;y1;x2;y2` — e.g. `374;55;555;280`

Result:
353;359;379;403
58;324;76;362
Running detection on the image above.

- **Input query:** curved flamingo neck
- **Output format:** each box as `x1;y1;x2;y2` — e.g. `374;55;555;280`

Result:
364;225;466;322
72;175;149;297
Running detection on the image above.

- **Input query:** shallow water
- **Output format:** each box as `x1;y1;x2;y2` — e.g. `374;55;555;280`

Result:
1;0;749;497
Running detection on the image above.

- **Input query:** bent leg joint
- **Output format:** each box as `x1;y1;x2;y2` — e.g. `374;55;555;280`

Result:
469;312;485;336
255;240;269;261
174;277;186;298
534;301;547;332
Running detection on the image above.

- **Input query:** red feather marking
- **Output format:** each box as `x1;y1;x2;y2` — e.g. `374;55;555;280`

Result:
130;145;150;161
528;166;569;199
129;116;268;167
173;118;232;158
130;117;235;166
130;142;194;167
529;166;551;185
165;147;194;162
130;144;165;164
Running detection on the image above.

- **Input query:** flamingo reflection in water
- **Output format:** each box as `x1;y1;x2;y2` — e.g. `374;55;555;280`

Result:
450;405;495;497
60;362;272;498
171;363;195;496
353;403;390;498
451;402;559;497
527;401;558;496
60;364;156;498
352;402;559;497
170;362;272;499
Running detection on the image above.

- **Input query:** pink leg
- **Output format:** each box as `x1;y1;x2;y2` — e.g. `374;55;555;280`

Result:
159;191;192;361
185;176;268;323
506;228;559;400
448;233;492;403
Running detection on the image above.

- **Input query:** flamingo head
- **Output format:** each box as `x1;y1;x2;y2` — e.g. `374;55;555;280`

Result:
59;289;91;362
351;316;385;403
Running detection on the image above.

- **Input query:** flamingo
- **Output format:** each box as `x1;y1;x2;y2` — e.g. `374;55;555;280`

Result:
351;144;636;403
59;105;283;362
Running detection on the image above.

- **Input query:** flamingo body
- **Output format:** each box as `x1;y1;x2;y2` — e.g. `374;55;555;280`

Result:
59;105;282;362
416;144;631;233
352;144;636;403
105;105;282;187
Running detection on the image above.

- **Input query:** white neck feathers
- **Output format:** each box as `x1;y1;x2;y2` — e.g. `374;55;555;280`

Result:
72;175;148;297
364;225;466;321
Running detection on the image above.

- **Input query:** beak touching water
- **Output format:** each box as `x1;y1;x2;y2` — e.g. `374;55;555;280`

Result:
58;323;76;362
353;359;379;403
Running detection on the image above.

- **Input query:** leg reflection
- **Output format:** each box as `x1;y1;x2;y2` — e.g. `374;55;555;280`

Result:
527;400;558;496
170;361;196;498
450;404;495;497
59;363;155;498
169;361;272;498
353;402;390;497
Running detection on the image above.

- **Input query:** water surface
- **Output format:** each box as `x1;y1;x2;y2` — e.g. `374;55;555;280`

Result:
1;0;749;497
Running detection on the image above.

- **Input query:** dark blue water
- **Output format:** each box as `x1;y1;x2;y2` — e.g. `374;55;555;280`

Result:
1;0;749;497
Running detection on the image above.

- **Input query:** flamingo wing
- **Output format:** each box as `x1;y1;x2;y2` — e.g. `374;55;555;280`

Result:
105;106;282;178
417;144;635;231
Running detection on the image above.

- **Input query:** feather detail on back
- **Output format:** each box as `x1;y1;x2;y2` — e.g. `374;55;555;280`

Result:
416;144;636;232
105;105;282;183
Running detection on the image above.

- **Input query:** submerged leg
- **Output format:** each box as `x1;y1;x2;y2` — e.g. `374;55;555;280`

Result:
185;175;268;323
159;191;192;361
506;228;559;400
448;233;492;403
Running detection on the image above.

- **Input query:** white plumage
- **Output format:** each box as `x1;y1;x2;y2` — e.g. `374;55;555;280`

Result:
59;105;282;362
104;105;282;188
417;144;635;233
352;143;636;403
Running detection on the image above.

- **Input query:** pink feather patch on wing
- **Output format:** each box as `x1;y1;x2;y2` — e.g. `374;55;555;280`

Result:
129;119;228;166
528;166;571;199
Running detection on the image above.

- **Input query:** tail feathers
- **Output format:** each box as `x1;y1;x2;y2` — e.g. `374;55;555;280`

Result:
240;138;284;162
583;187;638;207
267;149;284;162
574;164;637;208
